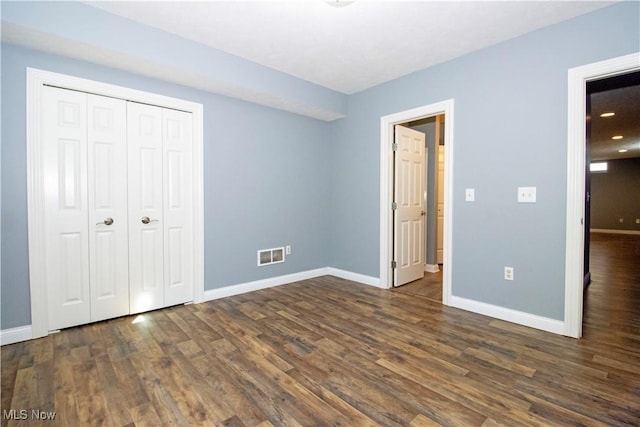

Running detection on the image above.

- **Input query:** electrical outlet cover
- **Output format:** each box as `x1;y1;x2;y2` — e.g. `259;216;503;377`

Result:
465;188;475;202
504;267;514;281
517;187;536;203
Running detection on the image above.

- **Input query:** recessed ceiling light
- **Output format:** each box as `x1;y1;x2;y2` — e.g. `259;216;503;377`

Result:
611;135;624;140
600;112;615;117
618;149;628;153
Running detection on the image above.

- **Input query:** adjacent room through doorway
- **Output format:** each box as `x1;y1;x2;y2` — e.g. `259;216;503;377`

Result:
379;100;454;306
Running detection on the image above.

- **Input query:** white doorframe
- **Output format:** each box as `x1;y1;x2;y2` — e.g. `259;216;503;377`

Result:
380;100;454;305
26;68;205;339
564;52;639;338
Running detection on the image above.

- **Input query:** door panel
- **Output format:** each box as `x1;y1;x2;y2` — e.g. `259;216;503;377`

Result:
87;94;129;322
163;109;194;305
128;102;165;313
394;125;425;286
141;229;161;289
59;233;86;304
43;86;91;330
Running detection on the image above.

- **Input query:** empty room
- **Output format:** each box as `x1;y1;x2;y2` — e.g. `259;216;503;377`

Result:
1;1;639;425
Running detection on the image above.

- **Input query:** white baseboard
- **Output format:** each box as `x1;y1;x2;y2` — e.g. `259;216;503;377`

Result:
1;325;33;346
203;268;329;302
424;264;440;273
450;296;565;335
590;228;640;235
326;267;384;288
202;267;385;303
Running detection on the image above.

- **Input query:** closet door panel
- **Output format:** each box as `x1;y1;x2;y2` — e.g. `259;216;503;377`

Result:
128;102;164;313
87;94;130;322
43;86;91;330
163;109;193;305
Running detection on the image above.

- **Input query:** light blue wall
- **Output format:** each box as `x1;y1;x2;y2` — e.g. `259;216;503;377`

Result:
328;1;639;320
1;44;331;329
591;158;640;231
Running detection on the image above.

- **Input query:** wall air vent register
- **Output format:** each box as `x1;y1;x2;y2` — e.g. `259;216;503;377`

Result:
257;247;285;266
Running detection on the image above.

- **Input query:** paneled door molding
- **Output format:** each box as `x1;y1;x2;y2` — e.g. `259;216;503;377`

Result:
27;68;205;339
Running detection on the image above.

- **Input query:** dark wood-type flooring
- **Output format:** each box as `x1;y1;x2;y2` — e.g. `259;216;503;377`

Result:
2;233;639;426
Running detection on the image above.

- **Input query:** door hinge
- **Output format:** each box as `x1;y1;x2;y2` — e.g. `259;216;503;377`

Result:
391;260;397;269
392;143;398;151
392;202;398;210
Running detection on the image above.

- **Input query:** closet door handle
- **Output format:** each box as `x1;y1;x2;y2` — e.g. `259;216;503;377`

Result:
97;218;114;226
141;216;159;224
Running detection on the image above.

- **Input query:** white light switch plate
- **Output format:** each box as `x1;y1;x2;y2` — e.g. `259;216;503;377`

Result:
517;187;536;203
465;188;475;202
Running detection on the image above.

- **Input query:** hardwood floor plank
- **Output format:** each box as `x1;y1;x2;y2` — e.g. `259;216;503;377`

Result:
7;367;36;427
374;356;554;427
463;347;536;378
190;354;267;427
51;358;80;427
1;345;22;421
207;350;306;427
522;392;612;427
130;402;163;427
305;334;488;426
94;355;135;427
410;413;448;426
166;343;237;422
72;360;110;426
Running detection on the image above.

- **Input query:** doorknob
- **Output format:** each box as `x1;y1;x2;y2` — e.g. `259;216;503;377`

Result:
97;217;114;226
141;216;158;224
421;211;426;216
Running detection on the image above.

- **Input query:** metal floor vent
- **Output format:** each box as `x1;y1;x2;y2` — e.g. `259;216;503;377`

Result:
257;247;285;266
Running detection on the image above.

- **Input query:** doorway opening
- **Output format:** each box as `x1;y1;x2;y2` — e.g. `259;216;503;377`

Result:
379;100;454;306
584;71;640;283
583;71;640;335
564;52;639;338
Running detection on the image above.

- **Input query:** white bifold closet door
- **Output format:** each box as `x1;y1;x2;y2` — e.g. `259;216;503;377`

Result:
43;86;193;331
127;103;193;314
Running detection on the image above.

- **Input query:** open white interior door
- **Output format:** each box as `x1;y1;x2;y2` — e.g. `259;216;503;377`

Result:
393;125;426;287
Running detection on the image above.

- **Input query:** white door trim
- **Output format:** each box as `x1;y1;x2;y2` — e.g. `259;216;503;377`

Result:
26;68;205;339
564;52;639;338
380;100;454;305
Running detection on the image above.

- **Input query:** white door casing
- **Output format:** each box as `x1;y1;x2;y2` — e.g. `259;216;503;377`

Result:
87;94;130;322
27;68;205;339
380;100;454;303
394;125;426;286
436;143;445;264
564;52;640;338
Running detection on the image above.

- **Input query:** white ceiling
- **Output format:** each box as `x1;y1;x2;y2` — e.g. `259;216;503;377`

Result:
86;0;615;94
590;83;640;161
